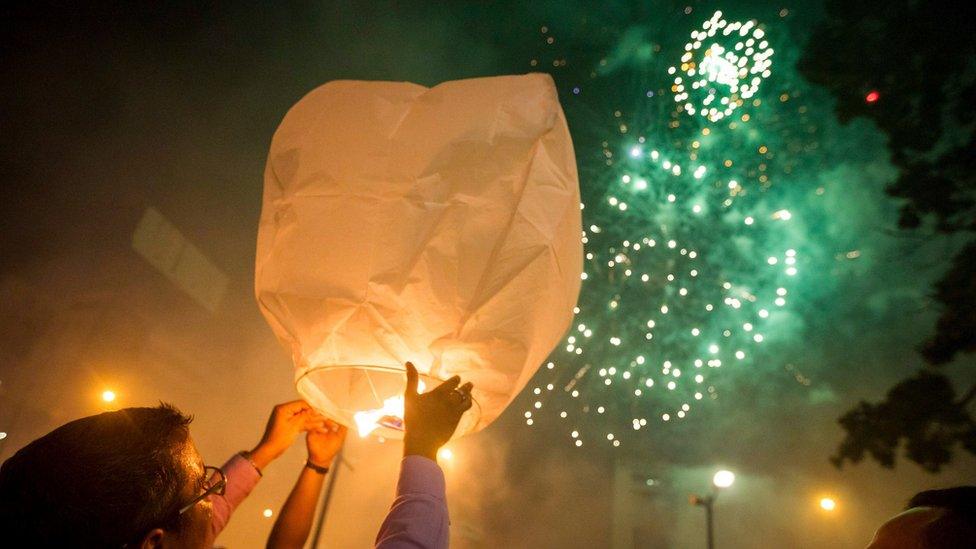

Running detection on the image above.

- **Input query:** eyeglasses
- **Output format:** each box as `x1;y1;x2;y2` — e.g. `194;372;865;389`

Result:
122;465;227;547
178;465;226;515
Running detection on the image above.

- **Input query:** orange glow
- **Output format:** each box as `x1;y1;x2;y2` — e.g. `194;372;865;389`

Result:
353;380;426;438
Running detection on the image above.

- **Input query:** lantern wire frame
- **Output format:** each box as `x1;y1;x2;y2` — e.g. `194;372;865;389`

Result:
296;364;483;440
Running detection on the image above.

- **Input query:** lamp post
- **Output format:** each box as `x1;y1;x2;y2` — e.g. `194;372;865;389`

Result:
690;470;735;549
310;446;345;548
819;497;837;512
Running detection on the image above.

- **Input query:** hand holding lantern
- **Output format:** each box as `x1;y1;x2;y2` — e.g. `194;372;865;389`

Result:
306;418;348;468
249;400;328;470
403;362;473;462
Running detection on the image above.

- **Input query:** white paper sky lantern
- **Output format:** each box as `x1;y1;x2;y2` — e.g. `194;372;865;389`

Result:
256;73;582;439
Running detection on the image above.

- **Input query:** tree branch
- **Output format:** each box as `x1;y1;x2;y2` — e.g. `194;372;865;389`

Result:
959;382;976;408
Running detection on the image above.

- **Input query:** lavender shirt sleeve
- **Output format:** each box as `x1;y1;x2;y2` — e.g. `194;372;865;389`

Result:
209;454;262;539
374;456;449;549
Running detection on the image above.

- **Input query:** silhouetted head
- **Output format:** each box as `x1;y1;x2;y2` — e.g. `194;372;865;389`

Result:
867;486;976;548
0;404;215;548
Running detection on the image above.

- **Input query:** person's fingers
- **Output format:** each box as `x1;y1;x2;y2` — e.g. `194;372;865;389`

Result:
302;418;328;432
276;400;313;417
302;409;325;419
455;382;474;410
432;375;462;395
405;362;419;396
336;424;348;442
323;419;341;432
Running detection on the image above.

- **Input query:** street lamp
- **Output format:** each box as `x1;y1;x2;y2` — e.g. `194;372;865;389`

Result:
713;470;735;488
690;469;736;549
820;497;837;512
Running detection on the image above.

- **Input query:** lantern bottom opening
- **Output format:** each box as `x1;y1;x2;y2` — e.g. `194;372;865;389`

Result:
296;364;482;440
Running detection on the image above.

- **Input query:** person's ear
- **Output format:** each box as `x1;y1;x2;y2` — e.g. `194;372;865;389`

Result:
140;528;165;548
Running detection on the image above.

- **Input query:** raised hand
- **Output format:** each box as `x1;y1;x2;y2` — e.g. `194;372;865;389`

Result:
402;362;473;461
306;418;347;468
249;400;327;470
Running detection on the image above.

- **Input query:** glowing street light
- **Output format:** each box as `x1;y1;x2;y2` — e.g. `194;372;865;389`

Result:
692;469;736;549
713;470;735;488
820;497;837;512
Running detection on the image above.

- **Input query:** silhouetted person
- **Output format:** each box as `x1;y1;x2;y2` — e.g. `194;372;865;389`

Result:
0;399;328;547
867;486;976;548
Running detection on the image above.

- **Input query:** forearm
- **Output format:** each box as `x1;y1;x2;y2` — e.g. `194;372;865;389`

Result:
267;466;326;549
375;456;449;549
248;442;282;472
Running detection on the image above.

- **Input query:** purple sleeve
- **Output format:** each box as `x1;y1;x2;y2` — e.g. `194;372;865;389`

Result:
374;456;449;549
209;454;262;539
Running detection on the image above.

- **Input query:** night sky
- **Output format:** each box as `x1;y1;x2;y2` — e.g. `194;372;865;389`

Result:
2;2;974;548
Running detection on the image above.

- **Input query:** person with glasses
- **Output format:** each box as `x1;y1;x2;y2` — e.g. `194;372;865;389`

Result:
0;363;473;549
0;399;342;547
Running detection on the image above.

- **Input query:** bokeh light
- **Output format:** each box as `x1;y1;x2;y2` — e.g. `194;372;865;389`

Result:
713;470;736;488
819;497;837;511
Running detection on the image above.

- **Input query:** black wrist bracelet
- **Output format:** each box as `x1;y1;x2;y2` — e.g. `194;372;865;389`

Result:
305;460;330;475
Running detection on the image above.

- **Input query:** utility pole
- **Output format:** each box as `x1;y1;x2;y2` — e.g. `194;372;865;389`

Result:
311;446;344;548
690;494;715;549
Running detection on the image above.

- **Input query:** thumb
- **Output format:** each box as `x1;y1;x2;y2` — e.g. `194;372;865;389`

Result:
405;362;419;397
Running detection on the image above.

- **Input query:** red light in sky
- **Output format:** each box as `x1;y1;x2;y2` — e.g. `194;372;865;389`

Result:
865;90;880;103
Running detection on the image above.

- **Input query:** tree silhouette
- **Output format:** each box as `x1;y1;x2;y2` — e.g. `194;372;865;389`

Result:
798;0;976;471
831;371;976;473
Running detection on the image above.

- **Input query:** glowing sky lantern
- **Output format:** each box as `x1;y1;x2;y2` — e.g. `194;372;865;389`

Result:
256;74;582;439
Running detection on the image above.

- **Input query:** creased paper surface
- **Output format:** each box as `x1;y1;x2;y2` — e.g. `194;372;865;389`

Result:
256;73;581;436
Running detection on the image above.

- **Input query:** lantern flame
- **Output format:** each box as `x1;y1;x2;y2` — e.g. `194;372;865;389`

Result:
353;380;425;438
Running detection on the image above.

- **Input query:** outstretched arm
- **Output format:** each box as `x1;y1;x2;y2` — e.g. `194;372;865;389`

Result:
211;400;327;539
267;419;347;549
375;362;473;549
374;455;449;549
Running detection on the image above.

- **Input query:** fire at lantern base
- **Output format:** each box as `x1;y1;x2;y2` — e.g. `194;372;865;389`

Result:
297;365;480;440
351;379;426;438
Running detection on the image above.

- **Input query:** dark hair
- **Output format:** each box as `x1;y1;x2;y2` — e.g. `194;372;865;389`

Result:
0;404;194;547
906;486;976;549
